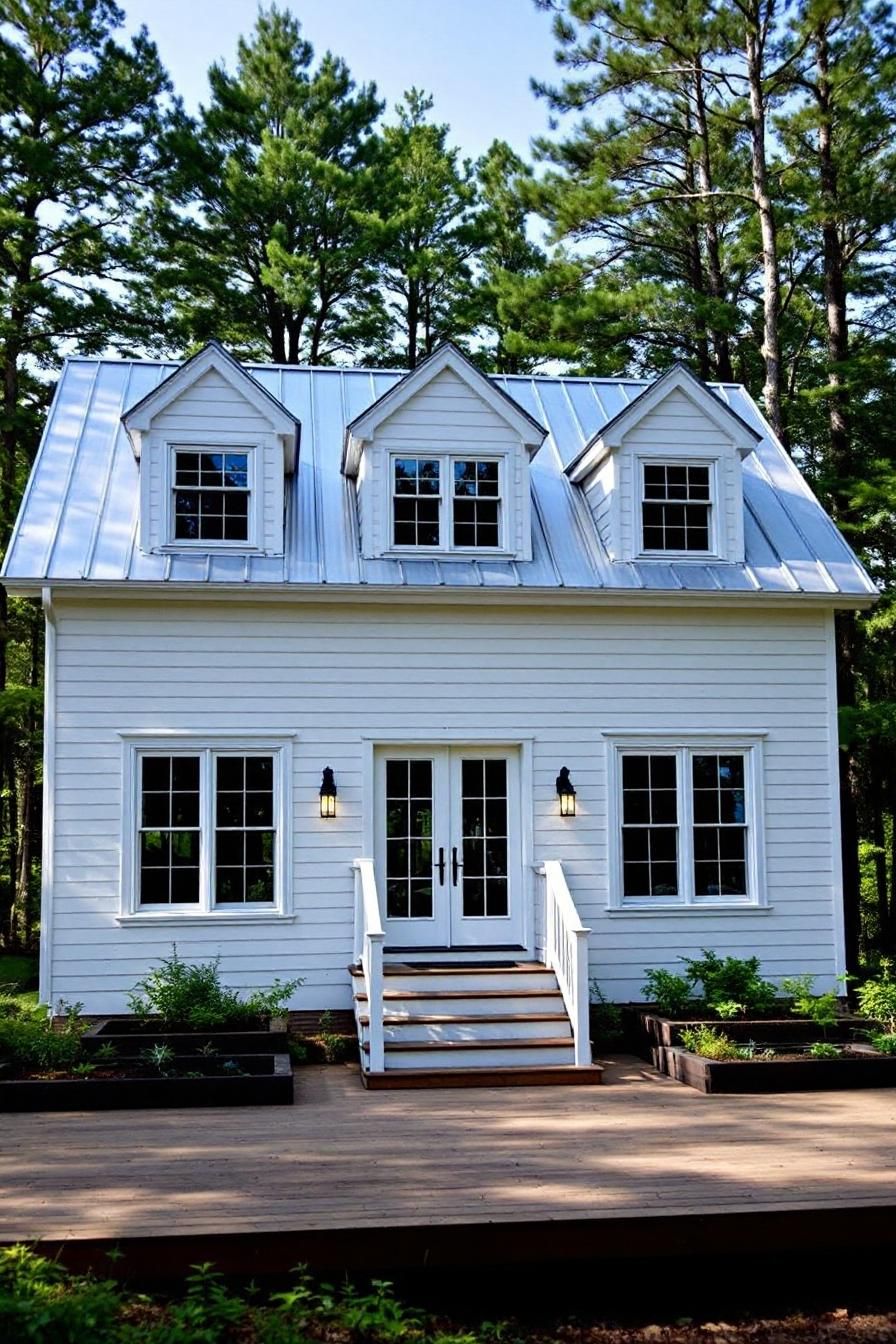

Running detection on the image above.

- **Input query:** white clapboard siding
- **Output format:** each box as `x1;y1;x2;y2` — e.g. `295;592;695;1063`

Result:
141;368;286;555
46;597;841;1012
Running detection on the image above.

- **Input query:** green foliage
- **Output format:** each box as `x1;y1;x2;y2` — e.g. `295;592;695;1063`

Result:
808;1041;841;1059
679;1025;744;1061
641;968;693;1018
683;951;777;1017
140;1042;175;1075
0;1245;120;1344
0;1002;84;1073
869;1032;896;1055
713;999;746;1021
780;975;840;1032
588;981;624;1048
856;960;896;1033
126;947;300;1030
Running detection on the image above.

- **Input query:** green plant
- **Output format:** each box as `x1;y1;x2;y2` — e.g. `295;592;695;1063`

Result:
869;1032;896;1055
94;1042;118;1064
0;1244;120;1344
809;1041;841;1059
641;968;693;1017
588;981;623;1048
71;1061;97;1077
781;974;840;1034
713;999;745;1020
337;1278;425;1341
140;1042;175;1075
738;1041;775;1060
0;1006;85;1073
856;960;896;1034
288;1039;310;1064
679;1024;744;1060
683;950;777;1016
127;945;301;1030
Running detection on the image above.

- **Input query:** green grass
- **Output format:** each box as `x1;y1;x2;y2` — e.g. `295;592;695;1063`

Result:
0;954;39;1011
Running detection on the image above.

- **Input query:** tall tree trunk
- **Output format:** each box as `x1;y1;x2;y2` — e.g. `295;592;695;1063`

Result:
744;8;784;440
693;61;734;382
406;280;419;369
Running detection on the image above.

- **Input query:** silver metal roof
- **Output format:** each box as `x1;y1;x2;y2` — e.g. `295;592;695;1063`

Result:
1;357;877;600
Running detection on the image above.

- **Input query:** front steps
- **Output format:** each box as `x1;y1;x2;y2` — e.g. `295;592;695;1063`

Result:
351;961;602;1089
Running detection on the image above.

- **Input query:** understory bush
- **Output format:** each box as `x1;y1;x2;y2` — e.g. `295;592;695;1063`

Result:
780;974;840;1034
856;960;896;1034
869;1032;896;1055
0;1001;85;1073
640;968;693;1017
127;947;301;1030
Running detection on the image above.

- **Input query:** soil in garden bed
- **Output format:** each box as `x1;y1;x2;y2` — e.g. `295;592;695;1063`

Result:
83;1016;289;1054
623;1005;871;1054
660;1043;896;1092
5;1052;283;1082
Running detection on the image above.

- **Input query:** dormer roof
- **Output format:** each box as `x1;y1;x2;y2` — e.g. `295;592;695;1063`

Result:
565;362;762;484
342;342;548;478
122;341;300;472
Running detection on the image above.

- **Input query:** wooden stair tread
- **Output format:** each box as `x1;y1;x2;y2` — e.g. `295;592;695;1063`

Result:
357;1012;570;1026
349;962;547;978
361;1064;603;1090
363;1036;575;1053
355;988;564;1002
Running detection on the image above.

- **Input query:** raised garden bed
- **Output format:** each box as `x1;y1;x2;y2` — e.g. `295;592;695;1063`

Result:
627;1006;870;1056
0;1051;293;1111
660;1043;896;1093
82;1015;289;1055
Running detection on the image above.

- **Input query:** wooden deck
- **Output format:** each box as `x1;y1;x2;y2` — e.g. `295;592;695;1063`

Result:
3;1056;896;1277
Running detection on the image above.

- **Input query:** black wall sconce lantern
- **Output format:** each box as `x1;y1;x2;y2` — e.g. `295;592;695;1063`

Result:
319;766;337;818
556;766;576;817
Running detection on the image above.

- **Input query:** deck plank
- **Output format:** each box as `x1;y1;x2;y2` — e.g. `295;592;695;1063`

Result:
2;1057;896;1252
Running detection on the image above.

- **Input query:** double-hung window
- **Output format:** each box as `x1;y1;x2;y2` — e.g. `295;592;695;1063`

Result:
391;455;502;551
611;739;762;908
172;449;251;543
131;743;288;915
641;462;712;553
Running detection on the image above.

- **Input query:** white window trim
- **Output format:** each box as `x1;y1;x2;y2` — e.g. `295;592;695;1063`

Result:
118;734;293;921
605;733;767;911
387;451;512;557
163;440;262;552
636;456;721;561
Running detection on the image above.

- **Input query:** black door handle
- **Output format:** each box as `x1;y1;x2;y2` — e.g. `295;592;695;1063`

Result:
436;847;445;885
452;846;462;886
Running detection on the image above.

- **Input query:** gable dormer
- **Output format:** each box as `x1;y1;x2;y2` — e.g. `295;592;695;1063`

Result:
122;342;299;557
566;364;761;565
343;344;547;561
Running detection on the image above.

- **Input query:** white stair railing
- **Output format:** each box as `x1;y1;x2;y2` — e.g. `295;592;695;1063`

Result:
540;860;592;1067
353;858;385;1073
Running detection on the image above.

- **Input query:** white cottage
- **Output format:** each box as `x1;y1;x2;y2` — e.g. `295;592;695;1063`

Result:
1;340;877;1084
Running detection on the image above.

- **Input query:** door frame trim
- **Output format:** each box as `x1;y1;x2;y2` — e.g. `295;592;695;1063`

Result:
362;734;535;958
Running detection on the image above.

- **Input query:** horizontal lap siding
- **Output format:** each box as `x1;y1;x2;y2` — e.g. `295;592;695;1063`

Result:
50;599;839;1010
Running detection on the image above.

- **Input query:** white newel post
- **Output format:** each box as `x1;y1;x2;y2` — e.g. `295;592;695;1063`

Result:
353;857;386;1074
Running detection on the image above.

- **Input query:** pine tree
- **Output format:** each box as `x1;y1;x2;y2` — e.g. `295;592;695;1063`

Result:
141;6;385;363
358;90;479;368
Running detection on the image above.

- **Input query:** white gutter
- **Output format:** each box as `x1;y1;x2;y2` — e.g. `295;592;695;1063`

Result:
39;586;56;1012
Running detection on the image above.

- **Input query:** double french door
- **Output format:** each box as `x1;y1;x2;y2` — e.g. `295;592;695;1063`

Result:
375;746;524;949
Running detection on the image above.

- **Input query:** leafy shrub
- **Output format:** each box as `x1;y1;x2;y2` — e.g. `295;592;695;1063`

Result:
808;1041;840;1059
0;1244;120;1344
127;946;301;1030
641;968;693;1017
679;1024;744;1060
683;950;777;1016
0;1002;85;1073
713;999;745;1020
589;981;624;1048
856;960;896;1034
869;1032;896;1055
781;974;840;1032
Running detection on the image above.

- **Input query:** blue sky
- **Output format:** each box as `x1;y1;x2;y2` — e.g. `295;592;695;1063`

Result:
121;0;565;160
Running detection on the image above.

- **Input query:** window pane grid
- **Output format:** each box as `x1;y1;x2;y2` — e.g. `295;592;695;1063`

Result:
173;450;250;542
692;754;748;898
215;755;275;905
139;755;201;905
393;459;441;546
642;464;711;552
453;460;500;548
460;757;509;918
385;759;434;919
621;754;679;899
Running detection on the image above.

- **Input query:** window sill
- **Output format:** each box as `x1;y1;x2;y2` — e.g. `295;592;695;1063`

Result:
605;904;771;917
117;912;296;927
380;549;519;562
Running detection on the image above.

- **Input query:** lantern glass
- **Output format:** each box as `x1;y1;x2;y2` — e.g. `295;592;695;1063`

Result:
559;790;575;817
320;792;336;819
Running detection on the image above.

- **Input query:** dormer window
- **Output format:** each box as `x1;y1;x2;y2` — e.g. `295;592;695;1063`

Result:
641;462;712;553
391;454;503;551
173;449;251;543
